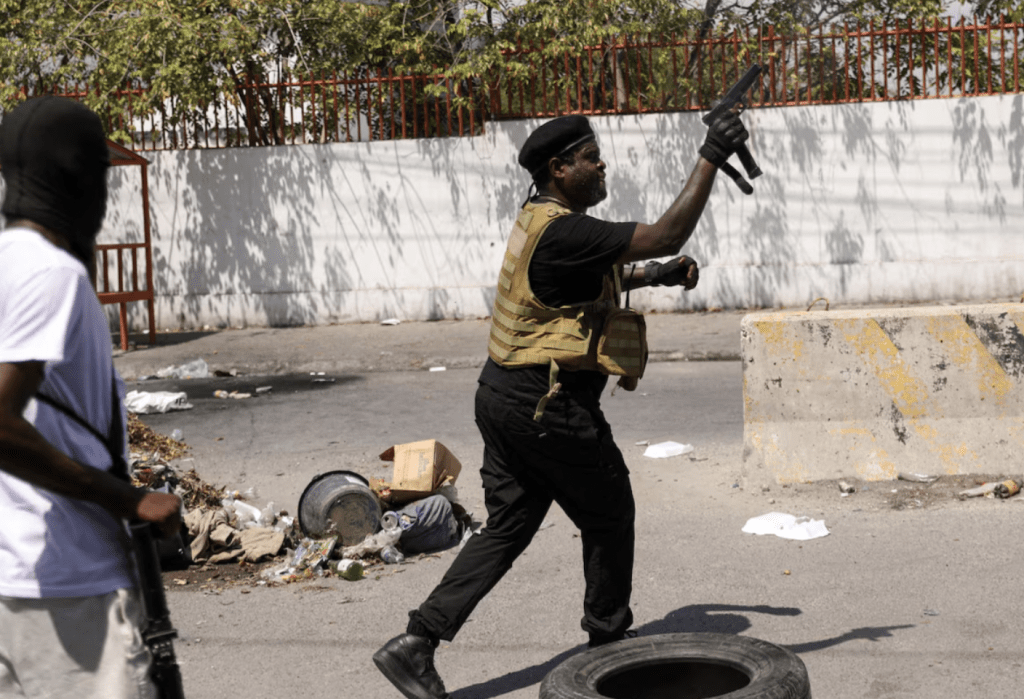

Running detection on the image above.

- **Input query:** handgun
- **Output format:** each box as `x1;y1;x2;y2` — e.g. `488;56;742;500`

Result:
702;64;763;194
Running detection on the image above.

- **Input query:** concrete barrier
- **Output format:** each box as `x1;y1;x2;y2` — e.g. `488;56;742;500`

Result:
741;303;1024;487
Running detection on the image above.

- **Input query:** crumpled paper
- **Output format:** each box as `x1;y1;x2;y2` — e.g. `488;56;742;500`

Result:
741;512;830;541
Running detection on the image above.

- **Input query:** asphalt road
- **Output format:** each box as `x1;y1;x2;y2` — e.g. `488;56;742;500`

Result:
134;361;1024;699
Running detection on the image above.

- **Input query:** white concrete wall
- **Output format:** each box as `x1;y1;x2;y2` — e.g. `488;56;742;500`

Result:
99;93;1024;330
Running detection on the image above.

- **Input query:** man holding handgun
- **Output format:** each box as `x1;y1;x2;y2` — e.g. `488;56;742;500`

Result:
0;96;182;698
374;108;749;699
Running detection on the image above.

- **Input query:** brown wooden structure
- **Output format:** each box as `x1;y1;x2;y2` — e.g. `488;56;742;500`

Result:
98;140;156;351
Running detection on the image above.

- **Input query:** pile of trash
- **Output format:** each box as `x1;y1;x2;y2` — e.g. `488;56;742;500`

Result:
128;416;297;568
261;491;480;584
262;440;482;584
129;419;480;583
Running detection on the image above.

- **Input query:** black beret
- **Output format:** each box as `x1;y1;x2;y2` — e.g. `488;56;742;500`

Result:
518;115;596;177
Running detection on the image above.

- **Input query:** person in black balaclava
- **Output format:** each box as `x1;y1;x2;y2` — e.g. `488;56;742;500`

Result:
0;96;182;699
1;95;111;271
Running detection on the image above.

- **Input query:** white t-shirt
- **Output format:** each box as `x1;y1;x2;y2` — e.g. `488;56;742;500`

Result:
0;228;134;598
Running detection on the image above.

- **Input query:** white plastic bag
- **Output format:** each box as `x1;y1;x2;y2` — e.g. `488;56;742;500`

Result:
155;358;209;379
643;441;694;459
741;512;830;541
124;390;193;414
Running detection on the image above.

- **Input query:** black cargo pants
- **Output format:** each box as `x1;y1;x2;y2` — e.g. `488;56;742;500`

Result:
407;382;635;644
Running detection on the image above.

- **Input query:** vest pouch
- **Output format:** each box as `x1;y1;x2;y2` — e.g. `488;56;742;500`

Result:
596;307;648;384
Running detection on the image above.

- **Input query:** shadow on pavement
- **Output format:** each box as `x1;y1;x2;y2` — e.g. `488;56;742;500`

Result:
787;624;915;653
112;330;219;349
451;604;798;699
452;604;914;698
451;644;585;699
127;373;364;397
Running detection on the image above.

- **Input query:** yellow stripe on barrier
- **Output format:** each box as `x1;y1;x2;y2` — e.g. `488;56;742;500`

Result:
926;314;1012;402
836;317;978;473
835;318;929;419
753;318;806;361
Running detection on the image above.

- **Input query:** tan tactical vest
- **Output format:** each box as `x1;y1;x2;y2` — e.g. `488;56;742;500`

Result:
487;200;648;418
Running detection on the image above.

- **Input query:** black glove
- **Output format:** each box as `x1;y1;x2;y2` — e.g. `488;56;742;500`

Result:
699;112;749;168
644;256;699;290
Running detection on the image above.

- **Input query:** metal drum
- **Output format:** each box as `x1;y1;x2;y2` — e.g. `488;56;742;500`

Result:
297;470;382;545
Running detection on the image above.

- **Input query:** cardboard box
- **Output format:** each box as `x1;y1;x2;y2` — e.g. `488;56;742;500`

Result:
378;440;462;504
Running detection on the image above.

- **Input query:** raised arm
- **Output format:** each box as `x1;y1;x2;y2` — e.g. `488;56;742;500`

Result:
617;112;749;265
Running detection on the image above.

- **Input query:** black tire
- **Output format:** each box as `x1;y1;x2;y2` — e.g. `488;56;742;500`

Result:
539;633;810;699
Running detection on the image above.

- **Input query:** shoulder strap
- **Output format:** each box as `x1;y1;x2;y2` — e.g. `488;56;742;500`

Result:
34;377;130;482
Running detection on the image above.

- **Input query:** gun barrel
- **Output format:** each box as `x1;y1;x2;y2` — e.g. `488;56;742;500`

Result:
701;64;762;125
130;522;186;699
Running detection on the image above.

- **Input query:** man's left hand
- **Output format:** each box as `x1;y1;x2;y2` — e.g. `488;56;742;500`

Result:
644;256;699;290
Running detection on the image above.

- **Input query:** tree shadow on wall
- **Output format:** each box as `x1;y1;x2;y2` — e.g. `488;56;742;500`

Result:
149;146;346;329
954;94;1021;224
101;165;149;333
445;120;537;320
599;110;804;311
1008;94;1024;204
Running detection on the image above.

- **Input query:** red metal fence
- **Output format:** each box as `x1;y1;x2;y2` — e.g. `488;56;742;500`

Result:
493;15;1023;117
39;16;1024;151
52;68;486;151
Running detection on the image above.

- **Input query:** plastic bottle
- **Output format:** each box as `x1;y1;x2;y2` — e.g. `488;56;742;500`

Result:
381;511;400;533
380;545;405;565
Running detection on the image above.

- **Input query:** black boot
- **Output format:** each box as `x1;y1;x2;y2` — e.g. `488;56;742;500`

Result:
373;633;450;699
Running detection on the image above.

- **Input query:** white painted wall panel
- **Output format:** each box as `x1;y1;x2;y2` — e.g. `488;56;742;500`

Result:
91;94;1023;329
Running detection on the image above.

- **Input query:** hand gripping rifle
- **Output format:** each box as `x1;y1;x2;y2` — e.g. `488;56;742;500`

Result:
131;521;186;699
702;64;763;194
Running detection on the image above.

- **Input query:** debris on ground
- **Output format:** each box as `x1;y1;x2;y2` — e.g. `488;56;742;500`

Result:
959;479;1022;500
128;413;191;464
374;440;462;506
125;390;194;414
813;473;1024;511
129;415;300;581
130;426;481;588
155;358;209;379
898;472;939;484
643;441;694;459
742;512;830;541
213;390;252;399
261;537;343;583
995;480;1021;498
332;559;364;580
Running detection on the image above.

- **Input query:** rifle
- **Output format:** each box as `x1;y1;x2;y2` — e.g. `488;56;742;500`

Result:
131;521;187;699
702;64;763;194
